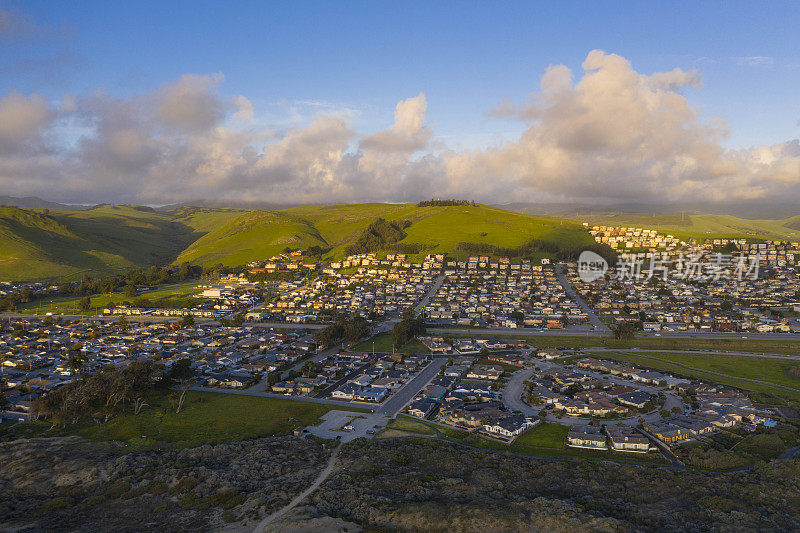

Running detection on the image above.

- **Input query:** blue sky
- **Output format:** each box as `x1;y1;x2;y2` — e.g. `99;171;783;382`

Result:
3;0;799;150
1;1;800;205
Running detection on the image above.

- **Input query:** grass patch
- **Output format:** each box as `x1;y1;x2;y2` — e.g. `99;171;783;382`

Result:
0;390;368;448
19;280;205;315
438;332;800;355
377;417;438;438
587;351;800;404
399;419;667;465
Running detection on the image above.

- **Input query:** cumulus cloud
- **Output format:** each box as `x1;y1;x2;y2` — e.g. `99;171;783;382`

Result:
0;50;799;205
360;93;432;152
0;92;54;154
447;50;799;204
155;73;227;133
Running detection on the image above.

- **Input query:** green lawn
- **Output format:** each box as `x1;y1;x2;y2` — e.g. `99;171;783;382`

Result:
588;351;800;404
511;422;569;448
353;332;429;354
378;417;438;438
440;332;800;355
1;391;367;448
19;281;206;315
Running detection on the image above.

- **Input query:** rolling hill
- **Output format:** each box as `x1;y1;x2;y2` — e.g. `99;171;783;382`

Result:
0;203;596;281
5;201;800;281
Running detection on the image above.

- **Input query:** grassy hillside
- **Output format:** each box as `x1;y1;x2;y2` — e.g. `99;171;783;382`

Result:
173;210;324;266
577;212;800;242
0;205;212;281
7;201;800;281
177;203;596;267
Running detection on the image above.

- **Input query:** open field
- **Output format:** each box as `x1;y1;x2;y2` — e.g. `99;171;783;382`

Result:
0;391;367;448
440;332;800;355
17;281;206;315
352;332;429;355
586;350;800;404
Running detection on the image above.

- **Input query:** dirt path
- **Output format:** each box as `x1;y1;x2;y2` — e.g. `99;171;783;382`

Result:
252;442;342;532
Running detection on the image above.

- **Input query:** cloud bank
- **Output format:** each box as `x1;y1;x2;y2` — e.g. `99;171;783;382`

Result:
0;49;799;205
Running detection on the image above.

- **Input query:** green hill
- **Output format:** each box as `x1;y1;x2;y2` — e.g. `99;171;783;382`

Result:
0;203;599;280
0;205;239;281
9;201;800;281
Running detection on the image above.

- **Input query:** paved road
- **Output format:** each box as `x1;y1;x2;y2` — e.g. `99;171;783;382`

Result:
555;263;611;334
378;356;448;416
414;274;445;315
501;360;686;428
427;325;800;341
253;441;342;532
10;310;800;342
0;312;326;330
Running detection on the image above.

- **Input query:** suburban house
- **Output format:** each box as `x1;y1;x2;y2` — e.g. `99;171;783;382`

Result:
483;414;537;438
567;425;608;449
605;425;650;452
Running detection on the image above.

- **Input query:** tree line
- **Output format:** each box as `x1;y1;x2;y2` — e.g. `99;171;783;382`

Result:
31;360;164;427
455;239;617;264
313;315;371;347
417;199;476;207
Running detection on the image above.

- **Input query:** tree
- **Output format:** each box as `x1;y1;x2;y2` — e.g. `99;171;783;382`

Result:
168;358;193;414
78;296;92;313
181;315;195;327
66;353;86;373
116;315;128;331
392;311;426;347
612;322;636;340
267;371;281;387
123;284;138;298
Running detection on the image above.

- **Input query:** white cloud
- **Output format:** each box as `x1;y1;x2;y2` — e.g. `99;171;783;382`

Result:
0;92;53;154
0;51;799;206
156;73;227;133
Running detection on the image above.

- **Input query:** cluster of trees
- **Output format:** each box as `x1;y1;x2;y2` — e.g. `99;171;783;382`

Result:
31;360;163;427
61;263;205;298
313;315;370;347
417;199;475;207
344;218;410;256
0;287;34;310
392;311;426;346
455;239;617;264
